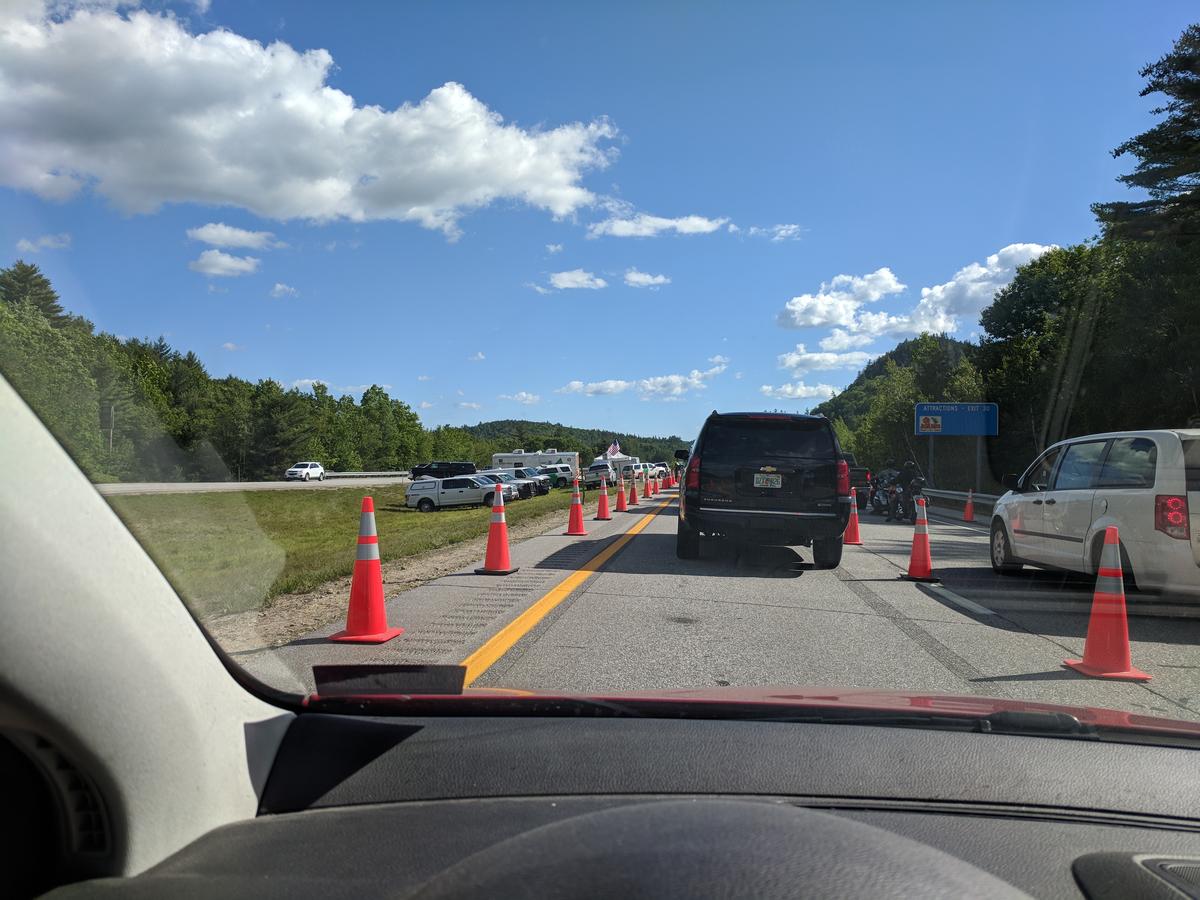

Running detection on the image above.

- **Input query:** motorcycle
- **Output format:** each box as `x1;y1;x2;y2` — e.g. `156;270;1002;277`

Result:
868;476;891;515
888;476;927;524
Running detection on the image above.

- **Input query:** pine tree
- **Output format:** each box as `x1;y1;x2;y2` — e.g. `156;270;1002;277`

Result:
0;260;67;325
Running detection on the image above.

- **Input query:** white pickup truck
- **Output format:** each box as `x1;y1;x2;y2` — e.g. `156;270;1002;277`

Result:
406;475;513;512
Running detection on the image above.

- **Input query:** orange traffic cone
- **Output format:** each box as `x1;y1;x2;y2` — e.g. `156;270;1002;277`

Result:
648;475;657;497
963;489;975;523
595;476;612;520
615;477;628;512
475;481;519;575
1064;526;1150;681
331;497;404;643
844;488;862;545
628;475;640;506
565;477;588;535
899;498;938;582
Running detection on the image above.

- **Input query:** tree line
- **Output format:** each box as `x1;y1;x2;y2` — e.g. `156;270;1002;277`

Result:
0;265;683;482
816;24;1200;487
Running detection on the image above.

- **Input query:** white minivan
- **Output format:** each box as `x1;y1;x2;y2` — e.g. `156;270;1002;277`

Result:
990;429;1200;595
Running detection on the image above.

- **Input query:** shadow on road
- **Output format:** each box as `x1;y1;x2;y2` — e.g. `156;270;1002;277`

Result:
533;528;813;578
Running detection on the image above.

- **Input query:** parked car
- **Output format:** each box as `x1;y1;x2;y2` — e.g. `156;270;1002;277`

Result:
411;460;477;480
675;411;851;566
584;460;617;488
284;461;325;482
480;470;537;499
842;452;871;509
494;466;551;494
473;473;524;502
990;429;1200;595
406;475;510;511
538;464;574;488
650;461;670;477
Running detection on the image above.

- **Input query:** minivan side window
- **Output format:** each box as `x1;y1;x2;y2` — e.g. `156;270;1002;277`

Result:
1097;437;1157;488
1052;441;1108;491
1020;447;1061;492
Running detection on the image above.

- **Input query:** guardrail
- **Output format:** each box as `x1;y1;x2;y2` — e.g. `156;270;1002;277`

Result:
323;470;410;479
923;487;1001;516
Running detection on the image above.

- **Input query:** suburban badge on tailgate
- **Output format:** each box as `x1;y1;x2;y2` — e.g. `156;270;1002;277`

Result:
760;466;777;473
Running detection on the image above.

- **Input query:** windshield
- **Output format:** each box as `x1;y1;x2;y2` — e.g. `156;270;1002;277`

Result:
4;1;1200;734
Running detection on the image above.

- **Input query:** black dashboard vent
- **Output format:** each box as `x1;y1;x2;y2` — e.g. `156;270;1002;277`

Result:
22;734;111;857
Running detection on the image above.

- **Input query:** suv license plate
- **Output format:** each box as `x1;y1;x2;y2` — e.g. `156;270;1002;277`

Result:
753;473;782;489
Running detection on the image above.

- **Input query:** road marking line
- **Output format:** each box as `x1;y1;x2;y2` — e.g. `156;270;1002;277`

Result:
925;583;997;617
459;498;673;686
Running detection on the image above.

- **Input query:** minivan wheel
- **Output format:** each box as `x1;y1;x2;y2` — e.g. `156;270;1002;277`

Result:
990;521;1022;574
418;498;435;513
1090;535;1141;592
676;520;700;559
812;536;843;569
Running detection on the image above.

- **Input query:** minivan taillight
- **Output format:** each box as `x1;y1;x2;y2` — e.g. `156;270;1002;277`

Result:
836;459;850;496
1155;495;1190;540
685;455;701;490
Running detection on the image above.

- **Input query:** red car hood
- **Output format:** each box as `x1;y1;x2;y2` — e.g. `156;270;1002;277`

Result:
311;682;1200;739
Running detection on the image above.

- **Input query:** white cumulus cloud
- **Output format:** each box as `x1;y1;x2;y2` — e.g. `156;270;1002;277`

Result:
188;222;282;249
15;232;70;253
777;267;906;329
457;401;482;410
588;201;728;238
777;344;871;374
760;382;838;401
905;243;1056;334
467;351;485;361
546;243;563;253
0;4;617;238
708;354;731;365
290;378;327;390
818;328;874;351
417;374;432;381
499;391;540;405
550;268;607;290
419;400;434;409
270;282;298;297
624;268;670;288
556;362;724;400
188;249;260;277
220;341;243;351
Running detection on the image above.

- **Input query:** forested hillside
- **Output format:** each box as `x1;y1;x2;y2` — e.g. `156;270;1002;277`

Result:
0;264;683;482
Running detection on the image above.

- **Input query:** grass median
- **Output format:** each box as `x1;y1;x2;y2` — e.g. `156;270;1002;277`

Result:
108;484;580;619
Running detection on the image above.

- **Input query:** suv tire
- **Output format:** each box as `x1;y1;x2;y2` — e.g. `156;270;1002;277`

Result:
990;520;1022;574
676;520;700;559
418;498;435;513
484;492;496;507
812;536;843;569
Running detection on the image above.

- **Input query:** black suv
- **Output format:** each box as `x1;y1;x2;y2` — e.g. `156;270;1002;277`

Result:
411;460;477;480
675;412;851;566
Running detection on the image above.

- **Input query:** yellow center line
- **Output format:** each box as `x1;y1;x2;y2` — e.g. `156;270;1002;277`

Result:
460;497;674;686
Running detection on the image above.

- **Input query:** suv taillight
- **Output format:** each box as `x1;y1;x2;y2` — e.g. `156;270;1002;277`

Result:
1155;495;1190;540
836;459;850;496
685;455;701;490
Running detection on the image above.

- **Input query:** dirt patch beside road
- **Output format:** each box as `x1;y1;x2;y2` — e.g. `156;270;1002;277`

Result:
205;496;604;653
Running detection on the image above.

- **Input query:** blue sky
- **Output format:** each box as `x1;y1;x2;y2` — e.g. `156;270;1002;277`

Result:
2;0;1193;438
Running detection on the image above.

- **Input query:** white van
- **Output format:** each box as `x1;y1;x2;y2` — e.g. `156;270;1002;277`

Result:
990;429;1200;595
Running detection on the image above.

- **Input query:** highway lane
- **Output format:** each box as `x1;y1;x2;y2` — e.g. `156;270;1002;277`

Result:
96;476;410;496
240;487;1200;722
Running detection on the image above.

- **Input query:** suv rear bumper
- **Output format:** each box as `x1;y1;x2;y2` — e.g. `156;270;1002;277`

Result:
683;502;850;545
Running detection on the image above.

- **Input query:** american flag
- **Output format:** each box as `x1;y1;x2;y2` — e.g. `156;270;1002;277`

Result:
606;440;620;457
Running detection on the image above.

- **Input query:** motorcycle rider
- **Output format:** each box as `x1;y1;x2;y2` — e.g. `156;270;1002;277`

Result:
889;459;923;521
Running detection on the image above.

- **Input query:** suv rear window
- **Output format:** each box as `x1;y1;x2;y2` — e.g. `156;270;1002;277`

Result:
703;418;835;460
1184;439;1200;492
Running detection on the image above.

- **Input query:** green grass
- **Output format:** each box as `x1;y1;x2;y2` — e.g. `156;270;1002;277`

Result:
108;484;579;619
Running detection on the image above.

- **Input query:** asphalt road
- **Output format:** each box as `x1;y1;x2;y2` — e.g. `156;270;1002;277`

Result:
239;487;1200;723
96;476;410;496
